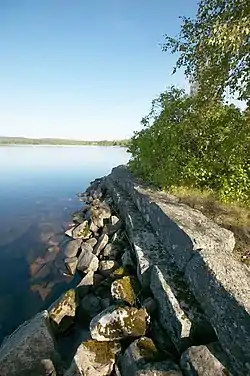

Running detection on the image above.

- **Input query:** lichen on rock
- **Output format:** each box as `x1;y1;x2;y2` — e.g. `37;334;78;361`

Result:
111;276;137;305
64;339;121;376
90;305;149;341
49;289;76;334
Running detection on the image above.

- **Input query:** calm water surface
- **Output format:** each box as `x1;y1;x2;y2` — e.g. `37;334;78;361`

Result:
0;146;129;343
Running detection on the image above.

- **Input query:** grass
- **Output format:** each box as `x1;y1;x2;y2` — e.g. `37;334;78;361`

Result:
169;186;250;266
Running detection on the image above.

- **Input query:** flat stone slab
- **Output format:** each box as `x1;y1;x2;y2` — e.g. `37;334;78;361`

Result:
107;165;250;375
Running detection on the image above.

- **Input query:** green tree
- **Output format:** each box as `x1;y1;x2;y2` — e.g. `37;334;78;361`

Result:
162;0;250;103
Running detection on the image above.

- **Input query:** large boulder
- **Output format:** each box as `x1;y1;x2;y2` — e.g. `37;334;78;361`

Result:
64;340;121;376
111;276;137;305
90;305;149;341
119;337;182;376
49;289;76;334
180;344;232;376
0;311;60;376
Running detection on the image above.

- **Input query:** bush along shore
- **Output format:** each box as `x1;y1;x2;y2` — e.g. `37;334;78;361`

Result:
0;173;240;376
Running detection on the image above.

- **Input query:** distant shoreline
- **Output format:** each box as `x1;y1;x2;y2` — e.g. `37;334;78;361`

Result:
0;137;130;147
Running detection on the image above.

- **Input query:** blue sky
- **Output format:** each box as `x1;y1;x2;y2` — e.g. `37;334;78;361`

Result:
0;0;198;140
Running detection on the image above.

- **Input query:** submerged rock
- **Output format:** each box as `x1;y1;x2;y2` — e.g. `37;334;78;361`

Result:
111;276;137;305
49;289;76;334
90;305;149;341
64;340;120;376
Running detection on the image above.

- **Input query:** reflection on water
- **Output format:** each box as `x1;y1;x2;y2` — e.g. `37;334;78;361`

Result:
0;146;129;343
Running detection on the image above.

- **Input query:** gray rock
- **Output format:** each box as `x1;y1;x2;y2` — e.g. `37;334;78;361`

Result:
150;266;192;352
180;343;232;376
89;221;99;234
49;290;76;334
80;293;102;319
109;165;235;271
64;340;120;376
93;234;109;256
90;305;149;341
105;219;123;236
101;298;112;310
72;211;85;224
134;361;183;376
150;319;177;357
111;215;120;225
0;311;60;376
65;227;74;238
142;297;157;315
81;241;94;253
64;239;82;258
41;359;56;376
86;238;98;248
103;243;119;259
121;248;135;269
105;179;167;288
76;271;94;298
72;221;92;239
99;260;118;277
65;257;78;275
77;248;99;274
90;202;112;228
111;276;137;305
120;337;182;376
119;337;159;375
107;166;250;375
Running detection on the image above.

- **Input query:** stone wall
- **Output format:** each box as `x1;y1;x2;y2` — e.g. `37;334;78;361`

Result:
0;166;249;376
106;165;250;376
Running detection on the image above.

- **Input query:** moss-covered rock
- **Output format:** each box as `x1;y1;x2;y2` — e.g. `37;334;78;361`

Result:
111;276;137;305
64;339;121;376
72;221;92;239
49;289;76;334
90;305;149;341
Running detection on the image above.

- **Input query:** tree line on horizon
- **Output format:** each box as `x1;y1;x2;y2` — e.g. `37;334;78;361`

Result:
0;136;130;147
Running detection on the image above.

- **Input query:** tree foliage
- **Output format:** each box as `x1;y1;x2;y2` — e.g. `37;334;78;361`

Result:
162;0;250;103
129;87;250;203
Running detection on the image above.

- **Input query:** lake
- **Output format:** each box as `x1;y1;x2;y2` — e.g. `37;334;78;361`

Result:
0;145;129;344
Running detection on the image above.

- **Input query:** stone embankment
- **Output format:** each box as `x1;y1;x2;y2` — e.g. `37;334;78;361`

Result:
0;165;249;376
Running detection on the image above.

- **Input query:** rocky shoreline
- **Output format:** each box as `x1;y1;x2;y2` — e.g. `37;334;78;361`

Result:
0;168;248;375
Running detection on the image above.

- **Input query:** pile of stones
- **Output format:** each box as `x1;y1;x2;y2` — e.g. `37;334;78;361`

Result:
44;178;231;376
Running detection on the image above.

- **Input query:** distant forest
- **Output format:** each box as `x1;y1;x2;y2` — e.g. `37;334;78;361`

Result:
0;136;130;147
